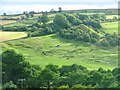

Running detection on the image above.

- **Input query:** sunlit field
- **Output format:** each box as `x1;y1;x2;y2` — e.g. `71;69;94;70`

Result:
0;31;27;42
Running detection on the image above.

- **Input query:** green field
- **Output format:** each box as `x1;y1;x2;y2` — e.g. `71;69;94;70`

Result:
106;15;118;19
102;22;118;34
1;33;118;70
4;19;37;27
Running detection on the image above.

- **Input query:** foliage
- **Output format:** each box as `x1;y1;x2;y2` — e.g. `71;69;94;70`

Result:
38;15;49;24
2;50;34;84
3;26;29;31
53;14;71;29
59;25;99;43
2;81;17;89
2;50;119;88
99;33;119;46
87;20;101;29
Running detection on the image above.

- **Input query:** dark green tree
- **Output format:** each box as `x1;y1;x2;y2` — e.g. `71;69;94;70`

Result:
2;50;33;84
40;15;49;24
53;14;71;30
58;7;62;12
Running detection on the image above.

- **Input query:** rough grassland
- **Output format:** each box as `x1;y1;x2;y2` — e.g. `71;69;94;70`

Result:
1;34;118;70
102;22;118;34
106;15;118;19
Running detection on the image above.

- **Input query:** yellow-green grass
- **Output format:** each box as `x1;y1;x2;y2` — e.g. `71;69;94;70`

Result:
1;34;118;70
102;22;118;34
0;31;27;42
0;15;25;19
106;15;118;19
1;20;17;25
4;19;37;27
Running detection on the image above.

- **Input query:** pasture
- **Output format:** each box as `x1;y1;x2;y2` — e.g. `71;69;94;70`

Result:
102;21;118;34
1;20;16;25
106;15;118;19
1;34;118;70
0;31;27;42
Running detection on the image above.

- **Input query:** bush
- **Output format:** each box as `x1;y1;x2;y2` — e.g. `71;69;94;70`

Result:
100;40;109;47
28;28;45;37
3;81;17;89
82;33;90;42
53;14;71;29
44;27;53;34
58;85;69;89
91;38;97;43
72;84;87;88
87;20;101;29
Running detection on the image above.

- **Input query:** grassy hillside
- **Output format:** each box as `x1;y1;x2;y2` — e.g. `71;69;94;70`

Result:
102;22;118;34
1;34;118;70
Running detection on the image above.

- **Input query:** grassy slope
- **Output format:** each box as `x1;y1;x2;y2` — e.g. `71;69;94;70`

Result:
106;15;118;19
1;34;118;70
102;22;118;34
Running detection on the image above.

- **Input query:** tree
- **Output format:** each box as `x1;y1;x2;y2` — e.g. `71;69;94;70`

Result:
39;15;49;24
79;15;90;20
53;14;71;30
2;50;33;84
25;14;29;18
73;19;82;26
40;65;60;88
92;14;100;19
20;16;25;20
113;16;117;21
87;20;101;29
82;33;90;42
95;73;116;88
66;14;76;24
30;13;34;17
3;81;17;89
29;11;34;17
44;27;53;34
3;13;7;16
58;7;62;12
88;70;102;86
91;38;97;43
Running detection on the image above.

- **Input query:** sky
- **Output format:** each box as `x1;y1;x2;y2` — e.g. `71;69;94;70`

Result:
0;0;119;15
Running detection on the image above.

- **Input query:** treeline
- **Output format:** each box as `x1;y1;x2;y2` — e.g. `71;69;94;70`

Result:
2;49;120;89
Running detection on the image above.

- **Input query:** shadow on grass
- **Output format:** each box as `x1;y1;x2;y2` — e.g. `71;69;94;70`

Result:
50;34;91;47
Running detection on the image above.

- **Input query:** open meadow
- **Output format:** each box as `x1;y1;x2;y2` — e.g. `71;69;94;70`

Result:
1;33;118;70
102;22;118;34
0;31;27;42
